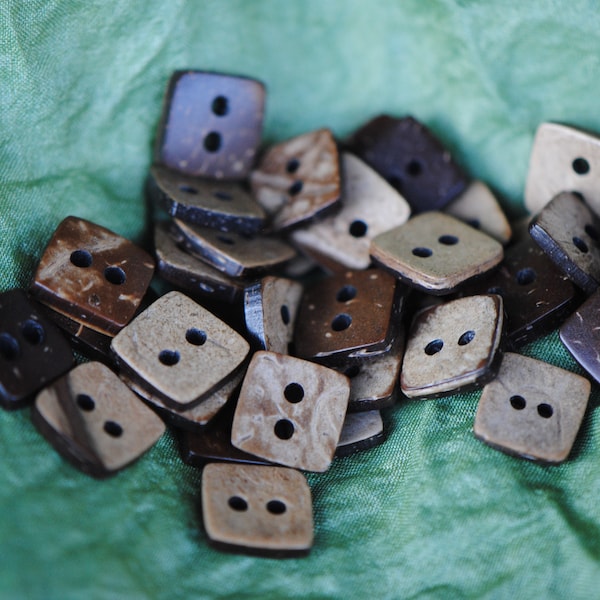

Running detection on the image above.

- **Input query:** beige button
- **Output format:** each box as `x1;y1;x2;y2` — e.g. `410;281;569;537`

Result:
201;463;313;556
336;410;384;457
370;212;504;294
174;218;296;278
525;122;600;216
291;153;410;269
250;128;341;230
244;276;304;354
474;352;591;463
111;291;250;409
444;180;511;244
231;351;349;472
33;362;165;477
401;295;504;398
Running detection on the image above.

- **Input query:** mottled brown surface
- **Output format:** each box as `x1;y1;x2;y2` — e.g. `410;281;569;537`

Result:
250;128;341;230
474;353;591;464
370;212;504;294
201;463;313;557
401;295;503;398
231;351;349;472
156;71;265;180
31;216;155;335
111;291;250;408
294;268;403;362
34;362;165;476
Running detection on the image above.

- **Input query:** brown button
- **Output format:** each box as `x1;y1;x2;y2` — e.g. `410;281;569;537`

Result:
201;463;313;557
31;216;155;336
335;410;385;457
401;295;503;398
474;352;591;464
294;268;405;364
370;212;504;295
231;351;350;472
348;115;468;213
151;164;266;235
459;237;581;348
529;191;600;295
250;128;341;231
155;71;265;180
32;362;165;477
0;290;74;410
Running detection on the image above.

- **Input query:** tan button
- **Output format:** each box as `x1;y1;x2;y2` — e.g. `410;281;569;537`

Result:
250;128;341;230
151;165;266;235
444;180;511;245
370;212;504;295
474;352;591;463
244;276;304;354
525;122;600;216
291;153;410;270
201;463;313;557
336;410;384;457
174;218;296;278
401;295;504;398
32;362;165;477
111;291;250;409
529;191;600;295
294;268;404;363
231;351;349;472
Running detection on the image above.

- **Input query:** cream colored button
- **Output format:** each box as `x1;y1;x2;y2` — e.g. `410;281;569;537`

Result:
291;153;410;270
444;180;511;245
111;291;250;409
250;128;341;230
231;351;349;472
401;295;503;398
370;212;504;294
201;463;313;556
33;362;165;476
525;122;600;216
474;352;591;463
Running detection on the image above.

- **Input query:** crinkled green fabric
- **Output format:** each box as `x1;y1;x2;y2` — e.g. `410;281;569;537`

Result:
2;1;600;598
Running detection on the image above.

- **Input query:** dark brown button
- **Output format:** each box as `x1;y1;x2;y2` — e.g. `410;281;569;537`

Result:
31;216;155;336
250;128;341;231
178;396;271;467
294;269;405;364
459;238;581;348
529;191;600;295
151;165;266;235
560;290;600;383
155;71;265;180
0;290;74;410
348;115;468;213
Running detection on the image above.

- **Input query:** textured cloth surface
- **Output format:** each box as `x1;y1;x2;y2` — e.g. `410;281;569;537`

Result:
2;1;600;598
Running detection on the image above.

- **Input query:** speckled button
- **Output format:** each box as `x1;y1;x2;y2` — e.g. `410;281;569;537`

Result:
474;352;591;464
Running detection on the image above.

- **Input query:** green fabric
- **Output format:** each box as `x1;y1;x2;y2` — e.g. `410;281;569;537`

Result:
2;1;600;598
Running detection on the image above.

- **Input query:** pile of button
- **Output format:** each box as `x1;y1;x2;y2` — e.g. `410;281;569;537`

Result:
2;70;600;557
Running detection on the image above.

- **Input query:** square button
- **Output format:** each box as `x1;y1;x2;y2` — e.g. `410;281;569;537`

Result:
474;352;591;463
201;463;313;557
33;361;165;477
111;291;250;409
401;295;503;398
370;212;504;295
31;216;155;335
231;351;349;472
